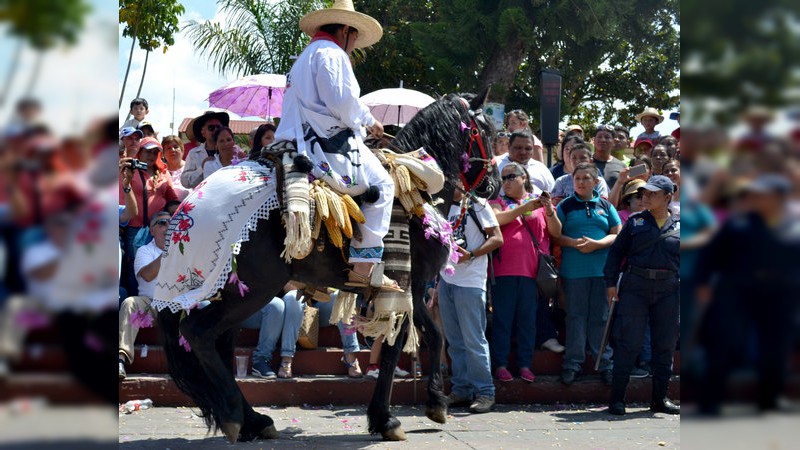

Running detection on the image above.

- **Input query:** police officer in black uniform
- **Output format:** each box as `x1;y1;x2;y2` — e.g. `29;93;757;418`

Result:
603;175;680;415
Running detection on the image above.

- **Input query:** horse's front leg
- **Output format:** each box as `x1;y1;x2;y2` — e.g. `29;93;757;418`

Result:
412;285;448;424
367;321;408;441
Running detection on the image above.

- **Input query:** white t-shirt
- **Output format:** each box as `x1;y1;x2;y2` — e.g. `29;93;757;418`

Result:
134;240;163;299
439;200;498;290
496;154;556;196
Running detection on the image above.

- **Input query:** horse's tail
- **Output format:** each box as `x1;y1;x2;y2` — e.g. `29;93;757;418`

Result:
158;308;225;433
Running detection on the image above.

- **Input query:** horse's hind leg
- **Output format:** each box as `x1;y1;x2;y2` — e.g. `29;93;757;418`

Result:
179;288;277;443
368;321;408;441
413;292;448;424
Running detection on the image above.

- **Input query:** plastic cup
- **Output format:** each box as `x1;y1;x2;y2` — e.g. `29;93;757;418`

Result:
235;355;248;378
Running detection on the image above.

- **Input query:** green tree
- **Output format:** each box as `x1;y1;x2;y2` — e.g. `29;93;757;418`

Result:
682;0;800;123
0;0;90;105
356;0;679;129
184;0;328;78
119;0;185;112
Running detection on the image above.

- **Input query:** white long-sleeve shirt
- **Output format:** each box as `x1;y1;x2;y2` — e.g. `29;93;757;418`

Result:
181;143;207;189
275;39;375;151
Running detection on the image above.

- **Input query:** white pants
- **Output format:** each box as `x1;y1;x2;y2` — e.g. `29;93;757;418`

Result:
348;146;393;263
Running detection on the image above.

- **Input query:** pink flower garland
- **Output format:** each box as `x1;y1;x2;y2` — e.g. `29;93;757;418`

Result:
178;335;192;352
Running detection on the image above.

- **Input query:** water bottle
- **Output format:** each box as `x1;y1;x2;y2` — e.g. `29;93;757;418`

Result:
121;398;153;413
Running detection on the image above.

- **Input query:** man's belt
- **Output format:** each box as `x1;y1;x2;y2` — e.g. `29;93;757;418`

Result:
627;265;677;280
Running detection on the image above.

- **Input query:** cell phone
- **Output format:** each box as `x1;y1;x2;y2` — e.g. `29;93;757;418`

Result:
628;164;648;178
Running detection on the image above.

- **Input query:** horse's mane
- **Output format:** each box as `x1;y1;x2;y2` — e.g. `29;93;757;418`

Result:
393;94;473;182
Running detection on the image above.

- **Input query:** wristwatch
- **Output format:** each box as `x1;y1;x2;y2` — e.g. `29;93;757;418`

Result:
123;186;132;193
468;250;475;260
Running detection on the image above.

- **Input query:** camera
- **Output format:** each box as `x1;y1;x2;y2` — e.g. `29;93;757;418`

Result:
129;159;148;170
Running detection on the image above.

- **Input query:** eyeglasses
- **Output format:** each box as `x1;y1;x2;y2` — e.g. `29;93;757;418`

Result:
501;173;521;182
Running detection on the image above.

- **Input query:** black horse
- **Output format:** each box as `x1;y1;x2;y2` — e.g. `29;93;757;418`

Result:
157;89;500;443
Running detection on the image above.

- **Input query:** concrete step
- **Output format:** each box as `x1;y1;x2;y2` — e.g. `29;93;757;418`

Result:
119;374;682;407
0;373;106;404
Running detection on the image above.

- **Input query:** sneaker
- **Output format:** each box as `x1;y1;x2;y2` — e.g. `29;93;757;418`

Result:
629;367;649;379
561;368;577;385
365;364;380;379
541;338;565;353
495;367;513;382
446;392;472;408
252;359;276;379
394;366;411;378
469;396;496;414
519;368;535;383
118;359;127;380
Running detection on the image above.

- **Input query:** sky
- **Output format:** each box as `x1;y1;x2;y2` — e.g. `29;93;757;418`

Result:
0;0;118;136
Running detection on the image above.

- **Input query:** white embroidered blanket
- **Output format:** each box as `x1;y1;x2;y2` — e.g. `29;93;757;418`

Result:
151;161;279;313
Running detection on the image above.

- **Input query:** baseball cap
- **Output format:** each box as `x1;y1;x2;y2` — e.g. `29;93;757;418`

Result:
565;124;583;132
638;175;675;194
120;127;143;139
138;136;162;151
149;211;172;227
742;174;791;195
137;121;155;133
633;137;653;148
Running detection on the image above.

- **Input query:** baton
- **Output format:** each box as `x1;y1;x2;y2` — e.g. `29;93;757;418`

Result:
595;297;617;372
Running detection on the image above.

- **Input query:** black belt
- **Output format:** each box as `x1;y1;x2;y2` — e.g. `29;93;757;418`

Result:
627;266;677;280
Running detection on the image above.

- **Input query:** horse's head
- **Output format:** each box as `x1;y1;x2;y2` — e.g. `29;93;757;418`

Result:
458;88;501;200
394;88;502;205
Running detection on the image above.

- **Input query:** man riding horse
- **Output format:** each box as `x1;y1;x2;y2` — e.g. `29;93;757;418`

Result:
274;0;401;292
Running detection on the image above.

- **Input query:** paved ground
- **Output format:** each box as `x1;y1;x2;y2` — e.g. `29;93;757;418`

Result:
116;404;680;449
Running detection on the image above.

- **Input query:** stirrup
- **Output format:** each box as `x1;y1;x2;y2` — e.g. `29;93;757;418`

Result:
345;268;403;293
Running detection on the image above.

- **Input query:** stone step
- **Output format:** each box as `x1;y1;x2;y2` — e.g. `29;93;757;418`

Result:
13;344;681;376
0;373;106;404
119;374;682;407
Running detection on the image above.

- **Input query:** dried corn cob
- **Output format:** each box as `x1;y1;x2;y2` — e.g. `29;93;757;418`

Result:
326;188;347;230
396;164;412;193
313;186;329;220
312;205;323;239
324;216;344;248
341;194;366;223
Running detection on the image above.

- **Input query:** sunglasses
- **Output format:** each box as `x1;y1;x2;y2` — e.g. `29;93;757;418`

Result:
154;219;169;226
206;124;220;131
501;173;521;182
496;132;511;138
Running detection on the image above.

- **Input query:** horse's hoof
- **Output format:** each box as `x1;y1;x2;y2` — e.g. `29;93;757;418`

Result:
425;406;447;424
259;424;280;439
221;421;241;444
382;426;407;441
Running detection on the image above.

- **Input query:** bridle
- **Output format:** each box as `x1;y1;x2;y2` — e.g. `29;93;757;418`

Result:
450;98;495;229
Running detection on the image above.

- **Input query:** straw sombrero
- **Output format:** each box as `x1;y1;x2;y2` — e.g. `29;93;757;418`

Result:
300;0;383;49
190;110;230;143
635;107;664;124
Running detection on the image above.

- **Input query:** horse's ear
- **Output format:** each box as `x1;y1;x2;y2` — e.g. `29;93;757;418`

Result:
469;86;491;111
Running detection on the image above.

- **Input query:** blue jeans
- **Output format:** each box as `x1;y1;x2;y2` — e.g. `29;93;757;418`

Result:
438;279;495;398
241;290;305;361
562;277;613;371
314;291;361;355
490;276;538;370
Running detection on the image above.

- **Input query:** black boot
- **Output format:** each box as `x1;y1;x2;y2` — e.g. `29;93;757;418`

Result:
650;376;680;415
608;373;628;416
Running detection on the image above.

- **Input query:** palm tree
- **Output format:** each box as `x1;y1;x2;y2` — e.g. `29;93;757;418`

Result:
184;0;328;78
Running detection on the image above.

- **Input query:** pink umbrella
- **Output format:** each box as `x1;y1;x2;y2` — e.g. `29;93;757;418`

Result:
208;74;286;120
360;87;435;127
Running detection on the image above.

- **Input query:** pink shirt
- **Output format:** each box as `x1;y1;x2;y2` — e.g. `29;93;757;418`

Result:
489;198;551;279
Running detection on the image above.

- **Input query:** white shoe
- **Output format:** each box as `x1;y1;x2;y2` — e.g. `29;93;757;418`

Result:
542;338;565;353
365;365;380;379
394;366;411;378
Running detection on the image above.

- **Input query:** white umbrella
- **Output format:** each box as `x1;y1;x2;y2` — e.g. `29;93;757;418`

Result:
360;87;436;127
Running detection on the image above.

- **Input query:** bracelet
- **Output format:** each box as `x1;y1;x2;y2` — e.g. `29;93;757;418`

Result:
469;250;475;259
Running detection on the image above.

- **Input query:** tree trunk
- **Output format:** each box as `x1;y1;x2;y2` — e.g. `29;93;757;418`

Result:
0;40;23;108
119;13;141;110
135;50;150;101
478;37;527;104
24;51;44;98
